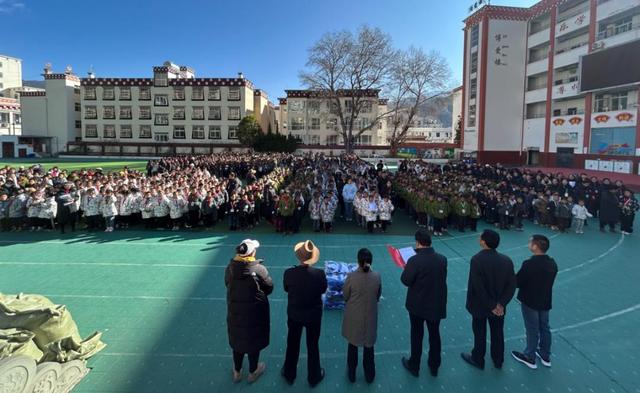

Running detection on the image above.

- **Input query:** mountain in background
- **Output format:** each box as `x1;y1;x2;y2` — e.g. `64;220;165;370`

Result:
23;80;46;89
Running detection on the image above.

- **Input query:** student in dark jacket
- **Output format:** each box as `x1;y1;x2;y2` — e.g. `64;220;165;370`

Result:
401;229;447;377
512;234;558;369
461;229;516;370
225;239;273;384
282;240;328;387
599;186;620;232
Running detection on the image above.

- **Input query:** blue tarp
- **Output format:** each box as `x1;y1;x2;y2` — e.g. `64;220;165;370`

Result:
323;261;358;310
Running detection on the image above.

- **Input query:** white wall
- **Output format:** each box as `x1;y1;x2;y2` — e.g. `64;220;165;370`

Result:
20;95;48;137
0;56;22;91
484;19;528;151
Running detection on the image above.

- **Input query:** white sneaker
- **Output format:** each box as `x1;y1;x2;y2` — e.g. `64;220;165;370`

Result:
247;362;266;383
536;351;552;367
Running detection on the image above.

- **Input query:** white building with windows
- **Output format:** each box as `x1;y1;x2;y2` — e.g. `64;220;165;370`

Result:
0;55;22;95
277;90;389;146
20;61;275;156
0;97;21;136
461;0;640;173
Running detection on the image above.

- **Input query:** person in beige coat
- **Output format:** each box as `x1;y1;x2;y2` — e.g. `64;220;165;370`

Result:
342;248;382;383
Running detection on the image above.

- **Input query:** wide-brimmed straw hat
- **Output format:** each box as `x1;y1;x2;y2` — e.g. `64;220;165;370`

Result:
294;240;320;265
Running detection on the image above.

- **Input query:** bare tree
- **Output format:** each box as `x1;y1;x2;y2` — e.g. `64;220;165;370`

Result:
300;25;396;153
385;47;451;156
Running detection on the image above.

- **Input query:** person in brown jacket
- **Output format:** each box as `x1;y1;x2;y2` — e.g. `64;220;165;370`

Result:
342;248;382;383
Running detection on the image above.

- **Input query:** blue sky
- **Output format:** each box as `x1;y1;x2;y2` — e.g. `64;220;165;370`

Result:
2;0;536;101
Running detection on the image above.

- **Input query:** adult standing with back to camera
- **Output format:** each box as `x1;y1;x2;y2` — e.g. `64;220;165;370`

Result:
401;229;448;378
225;239;273;384
461;229;516;370
342;248;382;383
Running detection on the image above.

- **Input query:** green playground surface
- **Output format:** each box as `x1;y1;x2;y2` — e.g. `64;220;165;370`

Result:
0;158;148;172
0;214;638;393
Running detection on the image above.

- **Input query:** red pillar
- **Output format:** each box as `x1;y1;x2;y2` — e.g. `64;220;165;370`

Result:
543;6;557;166
583;0;598;158
461;27;468;150
477;15;490;154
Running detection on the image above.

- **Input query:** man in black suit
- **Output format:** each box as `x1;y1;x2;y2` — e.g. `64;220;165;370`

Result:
401;229;448;377
281;240;328;387
461;229;516;370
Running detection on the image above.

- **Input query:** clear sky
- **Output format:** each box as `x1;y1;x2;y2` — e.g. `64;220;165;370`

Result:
2;0;536;101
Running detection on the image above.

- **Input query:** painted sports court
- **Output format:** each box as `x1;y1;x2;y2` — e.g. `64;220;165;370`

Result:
0;214;637;393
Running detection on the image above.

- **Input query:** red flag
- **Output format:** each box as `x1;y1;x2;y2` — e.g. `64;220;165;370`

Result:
386;245;406;268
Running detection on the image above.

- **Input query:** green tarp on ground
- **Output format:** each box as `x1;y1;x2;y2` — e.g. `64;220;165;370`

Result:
0;293;106;363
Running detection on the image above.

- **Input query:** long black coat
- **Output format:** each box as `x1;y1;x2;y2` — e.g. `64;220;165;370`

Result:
401;248;447;321
283;265;327;324
599;191;620;222
225;258;274;354
55;192;76;224
466;249;516;318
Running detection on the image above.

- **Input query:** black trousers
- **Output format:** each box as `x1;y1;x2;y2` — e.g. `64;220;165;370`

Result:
347;343;375;382
408;314;441;371
471;315;505;367
282;318;322;384
233;350;259;373
621;214;634;233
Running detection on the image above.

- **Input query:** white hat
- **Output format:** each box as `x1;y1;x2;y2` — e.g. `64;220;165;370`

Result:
238;239;260;257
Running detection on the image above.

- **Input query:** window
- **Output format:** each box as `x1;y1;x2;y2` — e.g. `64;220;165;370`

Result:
154;72;168;87
345;100;354;113
84;106;97;119
470;80;477;99
173;106;185;120
174;86;185;100
120;106;132;119
139;106;151;119
154;94;169;106
208;106;221;120
361;100;373;113
470;25;479;47
228;125;239;139
139;86;151;100
173;125;186;139
308;100;321;114
291;116;305;130
309;135;320;145
103;106;115;119
228;87;240;101
310;118;321;130
208;87;221;100
614;16;632;35
470;52;478;74
567;107;578;115
228;106;241;120
192;125;205;139
120;125;133;138
85;124;97;138
14;114;21;124
75;102;81;112
611;92;628;111
102;87;115;100
595;94;607;112
139;125;152;138
326;118;338;129
289;100;305;112
192;106;205;120
75;120;81;129
104;124;116;138
192;86;204;100
84;87;96;100
553;109;562;116
208;125;221;139
154;133;169;142
327;135;339;145
155;113;169;125
119;87;131;100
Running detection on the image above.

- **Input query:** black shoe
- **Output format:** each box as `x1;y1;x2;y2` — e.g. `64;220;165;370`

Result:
494;362;503;370
429;367;438;377
401;357;419;377
347;368;356;383
364;371;375;384
309;368;325;388
460;352;484;370
511;351;537;369
280;368;294;385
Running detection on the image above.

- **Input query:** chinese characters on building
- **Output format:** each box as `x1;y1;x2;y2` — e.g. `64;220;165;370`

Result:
494;33;509;66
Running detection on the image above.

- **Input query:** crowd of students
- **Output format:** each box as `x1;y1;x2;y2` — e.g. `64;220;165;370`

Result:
394;160;639;235
0;155;637;236
224;229;558;386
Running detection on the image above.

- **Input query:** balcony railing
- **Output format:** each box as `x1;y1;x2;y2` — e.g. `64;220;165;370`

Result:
526;113;547;119
528;52;549;63
555;41;588;55
552;109;585;116
554;76;579;86
597;22;640;39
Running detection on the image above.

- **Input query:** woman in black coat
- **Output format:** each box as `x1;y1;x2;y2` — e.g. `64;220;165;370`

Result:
55;184;78;234
225;239;273;384
599;187;620;232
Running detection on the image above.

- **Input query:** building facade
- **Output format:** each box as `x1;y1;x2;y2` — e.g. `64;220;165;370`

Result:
0;97;21;136
0;55;22;94
20;61;275;156
277;90;389;146
461;0;640;173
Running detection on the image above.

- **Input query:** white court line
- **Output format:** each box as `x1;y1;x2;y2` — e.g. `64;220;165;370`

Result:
558;233;624;274
0;231;480;248
98;302;640;359
43;294;286;303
